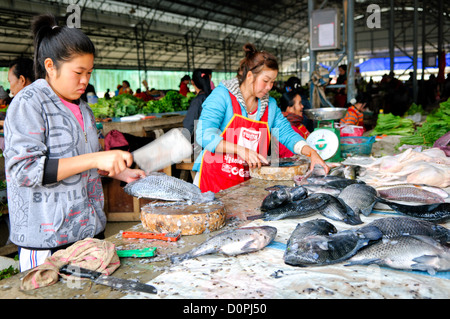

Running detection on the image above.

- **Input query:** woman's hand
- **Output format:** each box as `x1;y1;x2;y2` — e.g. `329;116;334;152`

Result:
94;150;134;177
236;145;269;169
113;168;146;183
301;145;330;175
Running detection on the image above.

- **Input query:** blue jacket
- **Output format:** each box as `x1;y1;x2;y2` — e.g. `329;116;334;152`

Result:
193;82;304;171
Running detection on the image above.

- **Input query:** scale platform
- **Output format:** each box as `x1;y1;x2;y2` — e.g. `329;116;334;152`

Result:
304;108;347;162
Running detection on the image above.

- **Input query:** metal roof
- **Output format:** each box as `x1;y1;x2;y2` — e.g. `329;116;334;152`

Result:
0;0;449;74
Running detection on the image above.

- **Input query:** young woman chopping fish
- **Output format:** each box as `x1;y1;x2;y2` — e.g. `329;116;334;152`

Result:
193;43;329;193
4;14;145;272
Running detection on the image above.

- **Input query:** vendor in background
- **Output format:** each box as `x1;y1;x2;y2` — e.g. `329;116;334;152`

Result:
278;91;310;158
340;95;366;126
4;14;145;272
0;86;11;117
334;64;347;108
183;69;213;139
119;80;133;95
193;43;329;193
8;57;35;97
179;75;191;96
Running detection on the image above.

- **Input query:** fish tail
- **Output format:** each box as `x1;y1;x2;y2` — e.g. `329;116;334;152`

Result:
411;255;439;275
170;252;191;264
345;258;383;267
358;225;383;241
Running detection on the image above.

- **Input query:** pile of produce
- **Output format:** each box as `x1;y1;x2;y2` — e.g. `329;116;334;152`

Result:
89;91;196;119
370;113;415;136
399;98;450;147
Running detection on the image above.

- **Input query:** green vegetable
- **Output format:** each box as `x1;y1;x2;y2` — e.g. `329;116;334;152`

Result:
370;113;415;136
143;91;195;114
269;90;282;105
0;265;18;281
89;94;146;118
405;102;426;116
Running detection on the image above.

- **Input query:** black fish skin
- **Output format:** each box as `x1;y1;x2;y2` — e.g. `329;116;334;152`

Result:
379;199;450;223
357;216;450;244
318;194;363;225
261;186;307;211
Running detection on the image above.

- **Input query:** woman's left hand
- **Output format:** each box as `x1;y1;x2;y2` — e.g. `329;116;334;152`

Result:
114;168;146;183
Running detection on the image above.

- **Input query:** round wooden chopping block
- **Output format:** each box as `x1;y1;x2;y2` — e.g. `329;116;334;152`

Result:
250;163;309;180
140;200;226;235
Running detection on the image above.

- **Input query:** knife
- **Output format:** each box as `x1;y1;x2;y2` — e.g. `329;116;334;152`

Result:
60;264;157;294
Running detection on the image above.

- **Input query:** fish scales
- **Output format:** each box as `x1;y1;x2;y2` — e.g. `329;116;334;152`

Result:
318;193;363;225
123;173;215;203
377;187;445;204
338;183;379;216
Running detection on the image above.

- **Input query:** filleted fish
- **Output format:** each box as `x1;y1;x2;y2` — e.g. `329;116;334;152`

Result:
284;219;382;267
357;216;450;244
346;235;450;274
123;172;215;203
170;226;277;263
338;183;379;217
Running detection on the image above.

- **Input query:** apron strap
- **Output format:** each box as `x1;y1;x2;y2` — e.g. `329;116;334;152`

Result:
229;91;270;123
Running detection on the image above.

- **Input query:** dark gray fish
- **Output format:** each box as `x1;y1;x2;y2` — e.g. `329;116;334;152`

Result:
123;172;215;203
305;175;348;185
318;193;363;225
303;184;342;197
338;183;379;217
284;219;382;267
324;179;365;190
261;185;308;211
346;235;450;274
260;193;331;221
377;200;450;223
357;216;450;244
170;226;277;263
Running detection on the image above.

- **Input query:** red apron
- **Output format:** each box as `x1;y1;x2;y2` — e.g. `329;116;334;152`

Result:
198;92;270;193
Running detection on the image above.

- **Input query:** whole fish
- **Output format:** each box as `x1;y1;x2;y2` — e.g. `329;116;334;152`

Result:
376;185;447;204
376;184;449;199
305;175;348;185
324;179;366;190
260;193;331;221
123;172;215;203
346;235;450;274
284;219;382;267
357;216;450;244
318;193;363;225
170;226;277;263
261;185;307;211
338;183;379;217
303;184;342;196
377;199;450;223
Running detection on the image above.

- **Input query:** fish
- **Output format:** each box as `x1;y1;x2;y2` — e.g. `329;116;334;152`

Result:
284;219;382;267
261;185;308;211
318;193;363;225
170;226;277;263
357;216;450;244
305;175;349;185
376;184;448;204
346;235;450;275
302;184;342;196
338;183;380;217
123;172;215;203
377;199;450;223
259;193;331;221
324;179;366;190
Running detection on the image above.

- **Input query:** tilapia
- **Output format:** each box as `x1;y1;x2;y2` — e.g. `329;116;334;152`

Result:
346;235;450;274
318;193;363;225
377;199;450;223
338;183;380;217
261;185;307;211
357;216;450;244
123;172;215;203
259;193;331;221
324;179;366;190
170;226;277;263
303;184;341;196
376;184;447;204
284;219;382;267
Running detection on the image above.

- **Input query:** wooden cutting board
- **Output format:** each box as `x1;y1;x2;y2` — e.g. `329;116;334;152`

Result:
250;158;310;181
140;200;226;235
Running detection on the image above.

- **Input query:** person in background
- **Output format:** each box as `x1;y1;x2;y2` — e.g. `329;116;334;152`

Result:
179;75;191;96
119;80;133;95
4;14;145;272
8;57;35;97
0;86;11;107
104;88;111;99
278;91;310;158
193;43;329;193
340;95;366;126
80;83;96;102
334;64;347;108
183;69;213;138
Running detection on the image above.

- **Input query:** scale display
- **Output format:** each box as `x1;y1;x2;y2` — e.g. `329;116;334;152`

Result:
306;128;339;160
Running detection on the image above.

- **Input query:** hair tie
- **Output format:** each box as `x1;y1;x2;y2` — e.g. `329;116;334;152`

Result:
52;25;58;30
201;73;205;77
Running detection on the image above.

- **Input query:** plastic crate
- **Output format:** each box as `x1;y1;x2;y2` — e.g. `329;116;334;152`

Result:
340;136;375;157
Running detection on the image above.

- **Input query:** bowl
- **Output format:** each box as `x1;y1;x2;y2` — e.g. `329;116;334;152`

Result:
304;108;348;121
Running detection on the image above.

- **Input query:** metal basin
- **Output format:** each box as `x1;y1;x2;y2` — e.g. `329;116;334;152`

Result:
304;108;348;121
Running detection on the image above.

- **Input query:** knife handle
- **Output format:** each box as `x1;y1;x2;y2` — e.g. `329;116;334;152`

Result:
60;265;102;280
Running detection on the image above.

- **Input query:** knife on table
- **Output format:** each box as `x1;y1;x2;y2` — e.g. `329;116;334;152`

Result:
60;264;157;294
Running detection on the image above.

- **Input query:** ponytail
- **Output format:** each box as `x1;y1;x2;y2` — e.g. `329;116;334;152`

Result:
32;14;95;80
192;69;212;97
237;43;278;85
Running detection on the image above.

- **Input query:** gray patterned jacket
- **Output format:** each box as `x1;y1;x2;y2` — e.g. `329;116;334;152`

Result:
4;79;105;249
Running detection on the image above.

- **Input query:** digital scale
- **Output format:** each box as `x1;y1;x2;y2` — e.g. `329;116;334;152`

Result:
304;108;347;162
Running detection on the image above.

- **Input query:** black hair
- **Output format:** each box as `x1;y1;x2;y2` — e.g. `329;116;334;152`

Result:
192;69;212;97
237;43;278;85
122;80;130;87
279;91;300;112
32;14;95;80
9;58;35;82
